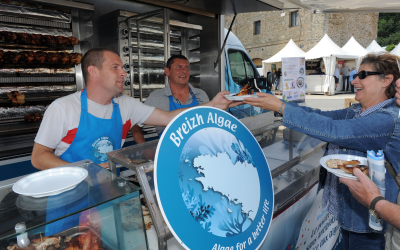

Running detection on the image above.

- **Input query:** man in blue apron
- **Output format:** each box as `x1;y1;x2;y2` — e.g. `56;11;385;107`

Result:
31;48;239;170
30;48;240;235
131;55;209;142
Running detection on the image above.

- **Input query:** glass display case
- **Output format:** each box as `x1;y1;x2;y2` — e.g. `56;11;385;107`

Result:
107;114;326;249
0;160;147;250
107;141;170;250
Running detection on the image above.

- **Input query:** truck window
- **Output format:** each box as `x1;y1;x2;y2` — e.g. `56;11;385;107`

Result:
228;50;254;86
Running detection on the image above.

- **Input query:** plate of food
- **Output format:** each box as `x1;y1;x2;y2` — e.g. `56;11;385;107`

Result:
319;154;369;180
224;84;259;101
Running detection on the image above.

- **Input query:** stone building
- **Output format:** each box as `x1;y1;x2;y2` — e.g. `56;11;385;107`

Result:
224;10;379;66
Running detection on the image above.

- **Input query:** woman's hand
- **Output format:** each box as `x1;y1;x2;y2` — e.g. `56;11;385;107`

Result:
243;92;283;112
209;91;243;110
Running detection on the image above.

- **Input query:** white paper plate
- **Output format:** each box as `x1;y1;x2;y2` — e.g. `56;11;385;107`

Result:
224;93;259;101
13;167;88;198
320;154;368;180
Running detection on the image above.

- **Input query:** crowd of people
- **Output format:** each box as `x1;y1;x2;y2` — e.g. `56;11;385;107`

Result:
30;47;400;250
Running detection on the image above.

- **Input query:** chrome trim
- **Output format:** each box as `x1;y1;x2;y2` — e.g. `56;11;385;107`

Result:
271;141;327;179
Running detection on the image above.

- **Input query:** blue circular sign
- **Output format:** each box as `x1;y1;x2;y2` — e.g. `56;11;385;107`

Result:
155;107;274;250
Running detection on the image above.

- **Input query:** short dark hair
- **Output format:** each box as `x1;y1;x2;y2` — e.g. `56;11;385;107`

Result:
361;52;400;99
81;48;119;83
165;54;189;69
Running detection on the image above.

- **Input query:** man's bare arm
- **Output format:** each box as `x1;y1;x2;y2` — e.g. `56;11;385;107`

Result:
340;168;400;230
144;91;242;126
131;124;146;144
31;143;69;170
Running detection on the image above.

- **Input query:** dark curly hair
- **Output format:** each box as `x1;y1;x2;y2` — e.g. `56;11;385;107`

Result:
360;52;400;99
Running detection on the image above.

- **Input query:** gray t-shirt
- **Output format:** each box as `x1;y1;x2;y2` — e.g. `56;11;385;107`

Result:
340;66;350;76
144;83;209;135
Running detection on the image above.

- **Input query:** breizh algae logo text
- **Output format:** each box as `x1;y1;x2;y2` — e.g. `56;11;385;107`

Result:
155;107;274;250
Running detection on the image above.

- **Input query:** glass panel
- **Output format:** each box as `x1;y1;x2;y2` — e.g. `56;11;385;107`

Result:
228;50;247;86
252;123;325;194
291;12;299;27
1;191;146;250
243;54;255;80
254;21;260;35
0;163;140;241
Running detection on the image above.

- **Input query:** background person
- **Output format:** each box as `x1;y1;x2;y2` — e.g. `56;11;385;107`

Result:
334;64;340;91
243;53;400;250
275;68;282;90
340;61;350;91
31;48;238;171
349;67;357;93
131;55;209;143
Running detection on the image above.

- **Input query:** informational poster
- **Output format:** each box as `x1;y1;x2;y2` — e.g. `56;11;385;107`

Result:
295;189;342;250
155;107;274;250
282;57;306;103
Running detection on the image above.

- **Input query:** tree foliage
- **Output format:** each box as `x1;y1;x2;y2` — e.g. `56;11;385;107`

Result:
385;44;396;52
377;13;400;47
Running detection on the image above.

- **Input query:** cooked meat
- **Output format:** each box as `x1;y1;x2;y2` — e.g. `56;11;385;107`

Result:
35;51;46;64
25;113;42;122
19;33;32;44
30;34;43;45
326;159;360;169
326;159;344;169
70;53;82;65
79;231;92;250
68;36;80;46
7;91;25;105
0;31;79;46
42;35;56;45
0;51;82;65
234;84;253;96
65;237;80;250
31;236;60;250
7;243;36;250
60;52;70;64
340;164;369;176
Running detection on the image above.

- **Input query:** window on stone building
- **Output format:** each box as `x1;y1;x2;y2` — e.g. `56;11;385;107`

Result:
290;11;299;27
228;49;255;86
254;21;261;35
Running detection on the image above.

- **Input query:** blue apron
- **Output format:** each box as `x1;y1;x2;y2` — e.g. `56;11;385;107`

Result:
159;90;199;136
45;89;123;235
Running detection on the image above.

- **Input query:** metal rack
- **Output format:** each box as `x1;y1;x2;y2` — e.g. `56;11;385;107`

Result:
99;9;202;101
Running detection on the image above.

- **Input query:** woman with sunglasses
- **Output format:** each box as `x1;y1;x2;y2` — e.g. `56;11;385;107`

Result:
244;53;400;250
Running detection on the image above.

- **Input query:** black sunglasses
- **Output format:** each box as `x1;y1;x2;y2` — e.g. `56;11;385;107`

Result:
353;70;383;80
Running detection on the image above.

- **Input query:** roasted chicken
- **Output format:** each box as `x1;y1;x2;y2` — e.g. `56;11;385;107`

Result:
25;113;42;122
0;50;82;65
0;31;79;46
7;91;25;105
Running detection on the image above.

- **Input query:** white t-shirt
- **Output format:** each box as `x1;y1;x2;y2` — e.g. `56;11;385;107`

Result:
35;92;155;157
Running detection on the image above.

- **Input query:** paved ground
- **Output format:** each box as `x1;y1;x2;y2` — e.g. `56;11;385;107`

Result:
305;93;356;111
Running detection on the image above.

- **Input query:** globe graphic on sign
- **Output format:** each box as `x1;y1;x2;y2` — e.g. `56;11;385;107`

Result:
93;138;114;162
178;127;260;237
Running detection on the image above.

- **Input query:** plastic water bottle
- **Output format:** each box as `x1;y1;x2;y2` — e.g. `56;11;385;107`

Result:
367;150;386;231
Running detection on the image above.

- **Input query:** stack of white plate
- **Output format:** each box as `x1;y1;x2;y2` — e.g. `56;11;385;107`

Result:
319;154;368;180
13;167;88;198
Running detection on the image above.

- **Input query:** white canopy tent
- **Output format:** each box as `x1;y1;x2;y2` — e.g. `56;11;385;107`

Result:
366;40;385;53
342;36;369;69
263;39;305;63
390;43;400;57
304;34;358;95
